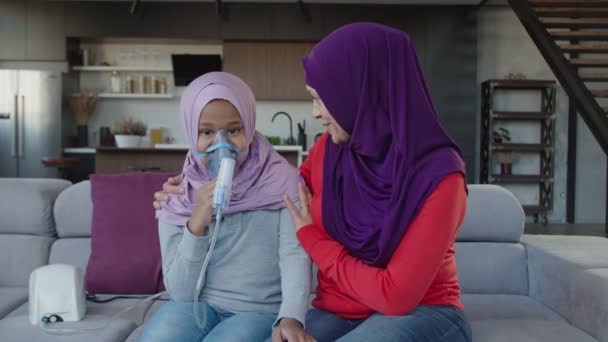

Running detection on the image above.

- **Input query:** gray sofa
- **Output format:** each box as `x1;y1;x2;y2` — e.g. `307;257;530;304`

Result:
0;178;607;342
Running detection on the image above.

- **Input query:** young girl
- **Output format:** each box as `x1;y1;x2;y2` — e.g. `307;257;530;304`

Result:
141;72;313;342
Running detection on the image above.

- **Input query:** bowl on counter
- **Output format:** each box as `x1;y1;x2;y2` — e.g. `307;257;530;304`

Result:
114;135;142;148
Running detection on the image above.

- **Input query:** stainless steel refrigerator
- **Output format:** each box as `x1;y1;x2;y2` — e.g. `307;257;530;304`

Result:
0;69;62;178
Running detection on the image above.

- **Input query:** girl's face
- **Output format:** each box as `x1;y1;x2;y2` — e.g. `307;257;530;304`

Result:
306;85;351;144
197;100;247;154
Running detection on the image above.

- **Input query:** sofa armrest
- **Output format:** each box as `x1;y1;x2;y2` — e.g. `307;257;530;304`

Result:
522;235;608;342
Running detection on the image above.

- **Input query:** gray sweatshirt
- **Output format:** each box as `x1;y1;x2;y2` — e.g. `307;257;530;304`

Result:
158;207;312;326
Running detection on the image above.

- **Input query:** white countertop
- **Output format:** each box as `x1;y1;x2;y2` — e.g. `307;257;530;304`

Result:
64;145;303;153
64;148;96;154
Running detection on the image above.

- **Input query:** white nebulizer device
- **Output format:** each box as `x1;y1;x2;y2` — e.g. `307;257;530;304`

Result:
29;264;86;326
194;129;241;328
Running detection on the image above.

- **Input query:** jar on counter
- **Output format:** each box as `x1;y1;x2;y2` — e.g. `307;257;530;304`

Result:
125;75;135;93
110;71;121;93
151;76;160;94
139;75;149;94
160;77;168;94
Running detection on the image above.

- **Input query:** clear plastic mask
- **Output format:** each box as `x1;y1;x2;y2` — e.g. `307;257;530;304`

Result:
196;129;245;178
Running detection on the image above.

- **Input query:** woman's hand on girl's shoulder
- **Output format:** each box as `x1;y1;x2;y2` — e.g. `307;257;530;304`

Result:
153;175;185;209
272;318;316;342
284;182;313;232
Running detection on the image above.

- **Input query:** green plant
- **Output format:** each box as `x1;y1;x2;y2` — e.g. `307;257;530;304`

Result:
492;127;511;144
265;136;281;145
112;118;147;136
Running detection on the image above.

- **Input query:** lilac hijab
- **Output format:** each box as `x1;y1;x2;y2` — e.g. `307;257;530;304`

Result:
303;23;466;267
157;72;301;225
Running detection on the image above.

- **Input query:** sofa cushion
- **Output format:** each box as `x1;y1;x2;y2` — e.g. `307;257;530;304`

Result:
85;173;169;294
0;316;136;342
0;287;28;319
54;181;93;238
456;184;524;243
461;294;563;322
455;242;528;295
470;319;598;342
0;178;70;236
49;238;91;272
0;235;54;287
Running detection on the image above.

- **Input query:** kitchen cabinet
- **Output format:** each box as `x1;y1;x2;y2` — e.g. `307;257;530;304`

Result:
223;41;315;100
0;2;26;60
26;2;65;61
96;148;187;174
94;146;302;174
0;2;65;61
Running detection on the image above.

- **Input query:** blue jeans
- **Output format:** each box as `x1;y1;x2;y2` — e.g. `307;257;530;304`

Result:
305;305;472;342
139;301;276;342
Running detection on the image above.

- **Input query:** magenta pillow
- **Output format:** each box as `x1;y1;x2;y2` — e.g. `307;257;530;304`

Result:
86;172;174;294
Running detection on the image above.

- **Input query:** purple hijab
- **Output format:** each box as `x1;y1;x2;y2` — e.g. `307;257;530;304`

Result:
157;72;301;225
303;23;466;267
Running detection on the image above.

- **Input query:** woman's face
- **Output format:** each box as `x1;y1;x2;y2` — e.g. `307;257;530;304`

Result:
306;85;351;144
197;100;247;153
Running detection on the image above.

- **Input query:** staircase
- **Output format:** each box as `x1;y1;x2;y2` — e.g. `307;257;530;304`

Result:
508;0;608;154
507;0;608;234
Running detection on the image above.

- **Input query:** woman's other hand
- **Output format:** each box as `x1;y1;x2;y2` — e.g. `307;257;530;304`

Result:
284;182;313;232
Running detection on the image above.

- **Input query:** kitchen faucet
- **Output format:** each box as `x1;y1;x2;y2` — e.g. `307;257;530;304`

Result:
271;111;295;145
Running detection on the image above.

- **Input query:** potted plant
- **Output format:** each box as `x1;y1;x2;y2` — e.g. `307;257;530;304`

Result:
492;127;511;144
492;127;518;175
112;118;147;148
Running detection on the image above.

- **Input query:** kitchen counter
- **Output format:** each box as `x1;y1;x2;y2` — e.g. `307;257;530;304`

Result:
76;144;304;174
64;145;303;153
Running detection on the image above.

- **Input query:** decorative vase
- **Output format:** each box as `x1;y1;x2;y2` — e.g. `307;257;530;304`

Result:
76;125;88;147
500;163;512;175
114;135;142;148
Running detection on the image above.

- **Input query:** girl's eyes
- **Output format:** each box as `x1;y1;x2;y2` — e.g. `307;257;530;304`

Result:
198;128;241;136
199;129;213;136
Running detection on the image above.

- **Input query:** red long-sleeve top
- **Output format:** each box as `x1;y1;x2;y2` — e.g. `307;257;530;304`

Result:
297;133;466;319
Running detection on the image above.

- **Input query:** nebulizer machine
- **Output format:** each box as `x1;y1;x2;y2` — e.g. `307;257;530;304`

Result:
193;129;242;328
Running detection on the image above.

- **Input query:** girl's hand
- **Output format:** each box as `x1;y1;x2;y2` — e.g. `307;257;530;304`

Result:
272;318;316;342
188;180;217;236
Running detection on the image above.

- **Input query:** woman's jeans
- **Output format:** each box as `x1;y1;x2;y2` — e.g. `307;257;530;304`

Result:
305;305;472;342
139;301;276;342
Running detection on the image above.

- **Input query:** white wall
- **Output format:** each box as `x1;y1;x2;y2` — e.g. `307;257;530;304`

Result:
478;6;606;223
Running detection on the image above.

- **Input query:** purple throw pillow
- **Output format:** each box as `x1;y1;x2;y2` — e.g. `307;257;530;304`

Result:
86;172;174;294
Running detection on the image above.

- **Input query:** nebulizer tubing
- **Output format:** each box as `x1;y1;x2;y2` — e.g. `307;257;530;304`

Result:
193;146;236;329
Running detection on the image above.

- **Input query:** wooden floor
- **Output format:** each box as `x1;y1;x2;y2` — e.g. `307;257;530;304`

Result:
525;223;607;237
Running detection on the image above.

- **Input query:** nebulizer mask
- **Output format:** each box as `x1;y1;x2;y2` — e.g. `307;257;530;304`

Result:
193;129;244;328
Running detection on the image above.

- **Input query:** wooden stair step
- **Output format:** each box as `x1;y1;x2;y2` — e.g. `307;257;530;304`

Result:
541;17;608;28
551;30;608;40
560;43;608;52
570;58;608;67
590;89;608;96
535;7;608;17
531;0;608;8
603;105;608;112
580;72;608;81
